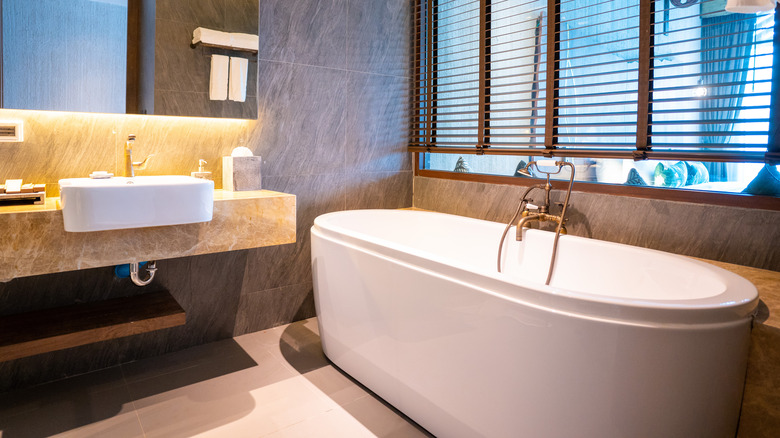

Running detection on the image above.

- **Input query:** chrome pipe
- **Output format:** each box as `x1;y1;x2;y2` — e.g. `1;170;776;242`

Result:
130;261;157;287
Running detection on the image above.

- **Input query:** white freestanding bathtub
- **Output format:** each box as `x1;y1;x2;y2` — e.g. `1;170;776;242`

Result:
311;209;758;438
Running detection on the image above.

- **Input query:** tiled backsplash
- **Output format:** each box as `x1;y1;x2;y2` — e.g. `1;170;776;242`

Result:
413;176;780;271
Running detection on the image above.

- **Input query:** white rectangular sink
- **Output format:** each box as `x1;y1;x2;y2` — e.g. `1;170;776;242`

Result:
59;175;214;232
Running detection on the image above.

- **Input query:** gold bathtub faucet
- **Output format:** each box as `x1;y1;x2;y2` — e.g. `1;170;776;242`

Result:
497;159;576;285
516;210;567;242
514;169;569;242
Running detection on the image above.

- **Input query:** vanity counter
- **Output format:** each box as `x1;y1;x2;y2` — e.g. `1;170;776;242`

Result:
0;190;295;282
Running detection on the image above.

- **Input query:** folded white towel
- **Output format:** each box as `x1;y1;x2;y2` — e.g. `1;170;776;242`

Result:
193;27;232;47
229;33;259;52
229;57;249;102
210;55;229;101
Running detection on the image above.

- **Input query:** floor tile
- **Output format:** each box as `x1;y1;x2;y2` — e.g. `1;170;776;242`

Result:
299;365;371;407
0;318;429;438
245;318;329;376
49;415;145;438
0;367;143;438
341;395;433;438
129;347;294;409
265;408;378;438
236;320;290;349
122;339;266;400
135;371;336;438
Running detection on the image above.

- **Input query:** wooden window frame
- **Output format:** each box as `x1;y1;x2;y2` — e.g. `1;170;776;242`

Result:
410;0;780;210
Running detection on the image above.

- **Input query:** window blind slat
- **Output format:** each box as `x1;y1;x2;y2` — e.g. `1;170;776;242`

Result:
413;0;775;169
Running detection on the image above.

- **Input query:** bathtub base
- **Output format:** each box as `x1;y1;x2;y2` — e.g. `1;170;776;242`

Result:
311;210;755;438
313;235;751;438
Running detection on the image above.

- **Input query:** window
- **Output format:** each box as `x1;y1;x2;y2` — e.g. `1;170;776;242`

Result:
411;0;780;203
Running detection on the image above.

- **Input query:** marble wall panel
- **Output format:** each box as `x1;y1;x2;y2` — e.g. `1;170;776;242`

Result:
258;0;347;69
413;176;780;271
346;72;411;173
0;110;250;195
156;0;225;29
237;1;414;334
113;115;250;188
345;171;413;210
346;0;411;77
155;18;209;94
0;110;116;196
150;0;259;119
0;266;137;317
154;90;213;119
155;250;248;343
241;174;345;294
249;61;347;178
233;282;315;336
154;91;259;120
225;0;260;34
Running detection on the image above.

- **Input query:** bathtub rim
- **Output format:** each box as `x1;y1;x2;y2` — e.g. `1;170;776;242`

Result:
311;209;759;326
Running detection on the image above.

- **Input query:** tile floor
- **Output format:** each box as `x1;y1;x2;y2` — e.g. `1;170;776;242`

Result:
0;318;433;438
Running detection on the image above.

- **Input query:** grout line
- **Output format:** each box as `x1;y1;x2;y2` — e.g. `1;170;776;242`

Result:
263;170;409;182
256;57;410;79
119;364;148;437
412;166;417;208
134;408;147;438
241;280;312;297
344;0;349;72
344;0;349;213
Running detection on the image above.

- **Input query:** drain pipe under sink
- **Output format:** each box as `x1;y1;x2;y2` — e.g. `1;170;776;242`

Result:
129;261;157;286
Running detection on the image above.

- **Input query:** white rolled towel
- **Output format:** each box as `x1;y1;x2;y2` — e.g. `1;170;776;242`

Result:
210;55;229;101
229;57;248;102
193;27;231;47
230;33;259;51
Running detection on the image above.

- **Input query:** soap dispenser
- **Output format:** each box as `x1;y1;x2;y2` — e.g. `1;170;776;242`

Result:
191;159;212;180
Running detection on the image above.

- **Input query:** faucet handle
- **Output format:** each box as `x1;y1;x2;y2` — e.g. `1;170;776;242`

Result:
525;203;539;211
133;154;155;170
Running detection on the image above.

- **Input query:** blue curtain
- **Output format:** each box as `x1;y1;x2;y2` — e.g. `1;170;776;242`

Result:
700;13;757;181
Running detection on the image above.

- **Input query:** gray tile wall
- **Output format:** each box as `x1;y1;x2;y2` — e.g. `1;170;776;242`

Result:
0;251;248;391
0;0;411;392
413;177;780;272
150;0;259;118
235;0;413;335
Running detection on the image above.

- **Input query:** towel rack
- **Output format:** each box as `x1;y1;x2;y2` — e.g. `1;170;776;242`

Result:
192;41;258;54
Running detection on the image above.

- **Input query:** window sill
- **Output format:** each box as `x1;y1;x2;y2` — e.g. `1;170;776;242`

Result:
415;168;780;211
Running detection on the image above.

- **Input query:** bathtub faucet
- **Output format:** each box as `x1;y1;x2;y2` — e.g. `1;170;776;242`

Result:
514;160;575;242
515;211;566;242
497;160;576;285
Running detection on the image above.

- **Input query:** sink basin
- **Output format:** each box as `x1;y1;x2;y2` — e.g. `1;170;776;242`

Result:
59;175;214;232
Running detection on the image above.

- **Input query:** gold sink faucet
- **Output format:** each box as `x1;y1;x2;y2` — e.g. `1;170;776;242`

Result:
123;134;154;177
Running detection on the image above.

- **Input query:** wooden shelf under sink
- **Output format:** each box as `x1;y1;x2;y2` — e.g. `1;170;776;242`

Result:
0;291;186;362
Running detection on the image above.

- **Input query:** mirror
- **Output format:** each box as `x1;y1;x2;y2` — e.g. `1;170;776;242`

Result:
0;0;258;119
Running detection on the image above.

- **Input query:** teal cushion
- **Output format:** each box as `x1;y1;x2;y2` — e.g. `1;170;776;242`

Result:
653;162;688;188
743;165;780;196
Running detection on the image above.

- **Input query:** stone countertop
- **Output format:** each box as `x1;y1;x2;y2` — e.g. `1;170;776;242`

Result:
0;190;296;282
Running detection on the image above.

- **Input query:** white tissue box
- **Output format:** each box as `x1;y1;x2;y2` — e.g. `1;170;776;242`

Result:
223;156;262;191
